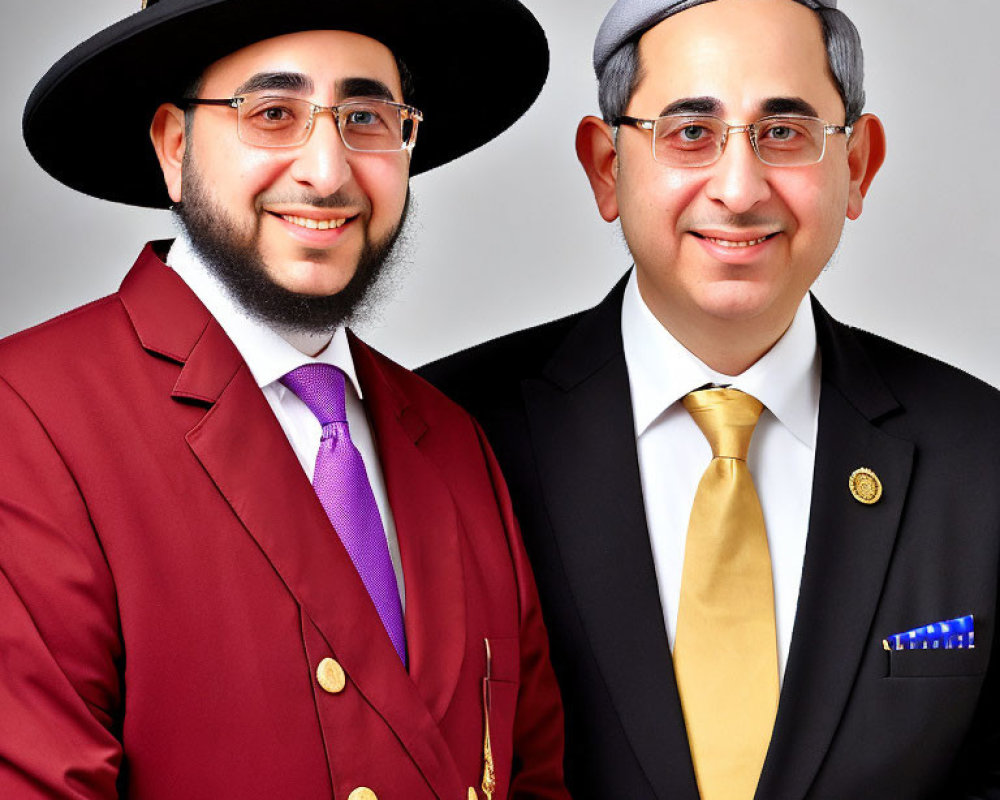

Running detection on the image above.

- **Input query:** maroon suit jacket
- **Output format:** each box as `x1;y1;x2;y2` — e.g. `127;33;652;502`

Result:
0;243;567;800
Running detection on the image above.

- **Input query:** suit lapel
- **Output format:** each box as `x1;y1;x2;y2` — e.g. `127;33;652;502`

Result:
757;298;915;800
522;276;700;800
349;333;467;726
121;249;466;798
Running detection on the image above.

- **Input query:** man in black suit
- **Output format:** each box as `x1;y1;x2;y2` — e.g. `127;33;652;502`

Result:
421;0;1000;798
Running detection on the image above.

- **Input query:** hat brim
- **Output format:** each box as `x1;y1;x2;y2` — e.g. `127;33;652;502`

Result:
23;0;549;208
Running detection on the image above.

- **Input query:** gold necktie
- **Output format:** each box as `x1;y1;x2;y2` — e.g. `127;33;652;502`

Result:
674;388;779;800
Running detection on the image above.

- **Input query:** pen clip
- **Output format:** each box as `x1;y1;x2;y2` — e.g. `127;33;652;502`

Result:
481;638;495;800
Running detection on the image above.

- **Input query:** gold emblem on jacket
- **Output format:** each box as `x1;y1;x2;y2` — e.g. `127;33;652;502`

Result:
849;467;882;505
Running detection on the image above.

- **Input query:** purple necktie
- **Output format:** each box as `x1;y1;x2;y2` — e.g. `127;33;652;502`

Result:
281;363;407;665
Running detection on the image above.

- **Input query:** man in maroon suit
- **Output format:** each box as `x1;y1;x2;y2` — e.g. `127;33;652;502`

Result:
0;2;567;798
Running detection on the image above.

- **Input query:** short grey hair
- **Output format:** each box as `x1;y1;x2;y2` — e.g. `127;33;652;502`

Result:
597;1;865;126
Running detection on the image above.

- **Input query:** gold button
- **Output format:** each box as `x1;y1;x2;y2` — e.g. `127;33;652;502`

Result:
316;657;346;694
849;467;883;505
347;789;378;800
468;789;478;800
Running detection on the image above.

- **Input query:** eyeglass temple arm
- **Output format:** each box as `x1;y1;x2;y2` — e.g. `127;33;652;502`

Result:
177;98;241;109
611;115;655;130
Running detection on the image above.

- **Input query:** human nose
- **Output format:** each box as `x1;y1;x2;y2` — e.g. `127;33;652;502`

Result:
703;126;771;213
288;109;352;195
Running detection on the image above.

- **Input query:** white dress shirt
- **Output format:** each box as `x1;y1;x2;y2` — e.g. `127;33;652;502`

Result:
621;270;820;682
167;234;404;609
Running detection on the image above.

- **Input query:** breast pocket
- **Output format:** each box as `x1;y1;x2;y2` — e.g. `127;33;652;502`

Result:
886;646;988;678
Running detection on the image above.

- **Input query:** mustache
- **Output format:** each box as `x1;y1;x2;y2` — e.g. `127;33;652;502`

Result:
687;213;782;229
256;190;366;210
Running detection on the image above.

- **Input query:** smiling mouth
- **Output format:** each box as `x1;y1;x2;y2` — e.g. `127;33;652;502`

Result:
276;214;352;231
693;232;779;248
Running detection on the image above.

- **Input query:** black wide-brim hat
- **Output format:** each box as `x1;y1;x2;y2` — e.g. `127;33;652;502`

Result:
23;0;549;208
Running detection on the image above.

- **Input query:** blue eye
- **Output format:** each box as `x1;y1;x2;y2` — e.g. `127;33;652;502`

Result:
347;110;378;126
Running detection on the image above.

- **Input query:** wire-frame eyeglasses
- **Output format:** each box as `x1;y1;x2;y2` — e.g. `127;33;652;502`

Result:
612;113;852;168
179;92;424;153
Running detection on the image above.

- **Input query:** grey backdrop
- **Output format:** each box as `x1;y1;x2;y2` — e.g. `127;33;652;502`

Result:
3;0;998;384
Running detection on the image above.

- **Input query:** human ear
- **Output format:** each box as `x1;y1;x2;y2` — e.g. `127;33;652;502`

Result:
150;103;187;204
845;113;886;220
576;115;620;222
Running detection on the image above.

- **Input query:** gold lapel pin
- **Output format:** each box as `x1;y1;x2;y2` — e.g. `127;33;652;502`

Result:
849;467;882;505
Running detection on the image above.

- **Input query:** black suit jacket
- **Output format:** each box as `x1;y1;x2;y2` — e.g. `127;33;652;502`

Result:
421;275;1000;800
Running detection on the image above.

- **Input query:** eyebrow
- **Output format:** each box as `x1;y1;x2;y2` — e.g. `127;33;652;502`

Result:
761;97;820;117
656;96;821;119
659;97;720;116
338;77;396;102
233;72;313;96
231;73;396;102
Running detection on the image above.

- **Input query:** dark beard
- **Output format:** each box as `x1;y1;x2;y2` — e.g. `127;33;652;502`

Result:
174;167;410;335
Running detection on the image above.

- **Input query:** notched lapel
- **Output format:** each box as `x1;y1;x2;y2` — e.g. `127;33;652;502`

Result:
171;318;242;404
758;302;915;800
119;242;215;366
523;278;700;800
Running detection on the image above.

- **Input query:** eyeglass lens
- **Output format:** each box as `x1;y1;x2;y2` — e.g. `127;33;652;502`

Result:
653;115;828;167
236;93;414;150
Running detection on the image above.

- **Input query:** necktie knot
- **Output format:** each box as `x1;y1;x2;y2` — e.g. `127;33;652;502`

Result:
280;363;347;427
682;387;763;461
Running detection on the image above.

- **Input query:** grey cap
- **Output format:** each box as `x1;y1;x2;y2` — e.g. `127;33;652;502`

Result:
594;0;839;75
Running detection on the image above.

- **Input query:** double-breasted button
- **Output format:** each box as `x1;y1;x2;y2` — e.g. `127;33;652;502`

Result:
347;788;378;800
316;657;346;694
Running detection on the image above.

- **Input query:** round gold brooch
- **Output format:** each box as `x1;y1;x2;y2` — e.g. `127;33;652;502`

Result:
849;467;882;505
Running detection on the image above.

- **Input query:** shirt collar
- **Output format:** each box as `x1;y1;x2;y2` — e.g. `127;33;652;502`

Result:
166;233;364;398
621;269;820;447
